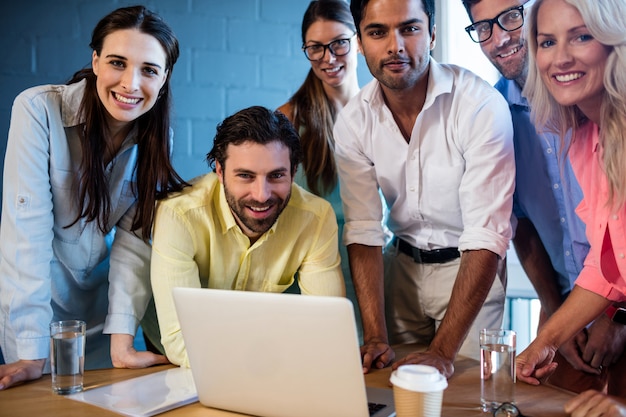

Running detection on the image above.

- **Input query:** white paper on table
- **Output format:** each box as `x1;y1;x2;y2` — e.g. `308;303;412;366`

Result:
66;367;198;417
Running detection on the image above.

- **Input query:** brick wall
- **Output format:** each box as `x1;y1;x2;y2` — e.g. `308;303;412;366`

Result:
0;0;373;185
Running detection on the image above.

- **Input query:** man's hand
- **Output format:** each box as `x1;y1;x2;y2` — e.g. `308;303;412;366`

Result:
582;314;626;368
557;331;602;375
516;341;559;385
393;350;454;378
360;338;394;374
110;333;170;369
564;390;626;417
0;359;46;390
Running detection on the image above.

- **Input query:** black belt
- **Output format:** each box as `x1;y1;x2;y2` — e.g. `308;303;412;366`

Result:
396;238;460;264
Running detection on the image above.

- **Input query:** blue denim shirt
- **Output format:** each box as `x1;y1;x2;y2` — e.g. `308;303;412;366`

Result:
496;77;589;295
0;80;152;369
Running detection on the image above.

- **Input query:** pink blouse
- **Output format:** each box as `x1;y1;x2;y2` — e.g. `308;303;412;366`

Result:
569;121;626;302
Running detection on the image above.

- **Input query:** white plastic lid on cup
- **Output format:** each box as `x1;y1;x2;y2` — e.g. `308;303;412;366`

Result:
390;364;448;393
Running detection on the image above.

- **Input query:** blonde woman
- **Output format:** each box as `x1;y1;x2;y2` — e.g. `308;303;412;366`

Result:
516;0;626;403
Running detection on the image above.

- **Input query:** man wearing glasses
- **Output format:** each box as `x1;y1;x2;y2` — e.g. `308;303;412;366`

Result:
461;0;625;395
333;0;515;378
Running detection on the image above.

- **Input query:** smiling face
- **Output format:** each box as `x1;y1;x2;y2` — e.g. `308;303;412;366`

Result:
357;0;435;92
216;141;293;242
304;19;358;89
92;28;168;133
534;0;610;121
470;0;529;84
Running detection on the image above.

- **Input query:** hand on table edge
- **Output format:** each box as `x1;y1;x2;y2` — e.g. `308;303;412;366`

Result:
361;338;395;374
110;333;170;369
0;359;46;390
392;348;455;379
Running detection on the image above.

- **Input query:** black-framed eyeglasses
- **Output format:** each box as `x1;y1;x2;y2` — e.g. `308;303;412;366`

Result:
302;36;354;61
493;402;530;417
465;5;525;43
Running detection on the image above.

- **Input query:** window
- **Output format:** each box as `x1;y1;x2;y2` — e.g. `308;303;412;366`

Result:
436;0;500;84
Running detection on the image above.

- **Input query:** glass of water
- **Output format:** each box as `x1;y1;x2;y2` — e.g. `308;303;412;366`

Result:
50;320;86;395
480;329;516;412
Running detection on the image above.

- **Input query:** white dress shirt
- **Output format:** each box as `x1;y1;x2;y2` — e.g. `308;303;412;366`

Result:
334;59;515;258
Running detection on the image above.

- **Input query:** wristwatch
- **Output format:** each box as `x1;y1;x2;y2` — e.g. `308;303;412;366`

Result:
606;305;626;325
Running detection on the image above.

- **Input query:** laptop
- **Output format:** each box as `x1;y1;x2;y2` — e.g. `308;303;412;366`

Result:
172;287;396;417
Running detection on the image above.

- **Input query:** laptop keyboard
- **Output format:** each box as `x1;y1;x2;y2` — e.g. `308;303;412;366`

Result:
368;402;387;416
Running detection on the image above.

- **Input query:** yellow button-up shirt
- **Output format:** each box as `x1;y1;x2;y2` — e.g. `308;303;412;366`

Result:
151;172;345;366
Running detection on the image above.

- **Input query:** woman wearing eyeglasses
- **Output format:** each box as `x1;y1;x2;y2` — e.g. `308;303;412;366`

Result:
278;0;362;339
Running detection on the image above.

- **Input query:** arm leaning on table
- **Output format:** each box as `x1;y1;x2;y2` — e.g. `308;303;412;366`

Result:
0;89;58;389
516;285;611;385
107;203;169;369
150;199;202;369
334;107;394;374
347;243;394;373
395;249;499;378
512;217;564;318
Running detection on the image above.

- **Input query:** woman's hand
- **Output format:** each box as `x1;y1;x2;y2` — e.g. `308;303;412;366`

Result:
516;340;558;385
0;359;46;390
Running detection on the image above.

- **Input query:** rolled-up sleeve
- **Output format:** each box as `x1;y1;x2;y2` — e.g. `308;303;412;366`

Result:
456;90;515;259
334;109;387;248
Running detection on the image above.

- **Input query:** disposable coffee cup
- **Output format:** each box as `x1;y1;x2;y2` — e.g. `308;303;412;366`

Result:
50;320;86;395
390;364;448;417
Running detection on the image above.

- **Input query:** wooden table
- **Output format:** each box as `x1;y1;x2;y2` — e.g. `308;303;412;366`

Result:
0;345;575;417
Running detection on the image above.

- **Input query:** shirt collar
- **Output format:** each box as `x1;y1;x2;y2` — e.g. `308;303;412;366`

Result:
495;76;529;108
61;79;87;127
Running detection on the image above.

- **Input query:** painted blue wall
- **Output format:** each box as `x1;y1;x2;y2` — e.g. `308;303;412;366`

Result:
0;0;373;188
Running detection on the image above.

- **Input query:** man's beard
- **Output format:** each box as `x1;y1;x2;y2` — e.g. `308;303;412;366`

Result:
224;183;291;237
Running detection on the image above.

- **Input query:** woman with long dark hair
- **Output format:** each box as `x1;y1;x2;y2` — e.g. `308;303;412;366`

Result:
0;5;187;390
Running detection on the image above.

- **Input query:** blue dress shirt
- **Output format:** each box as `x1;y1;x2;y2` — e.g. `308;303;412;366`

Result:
496;77;589;295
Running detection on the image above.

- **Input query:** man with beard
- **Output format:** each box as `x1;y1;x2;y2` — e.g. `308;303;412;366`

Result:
462;0;624;393
332;0;515;378
150;106;345;367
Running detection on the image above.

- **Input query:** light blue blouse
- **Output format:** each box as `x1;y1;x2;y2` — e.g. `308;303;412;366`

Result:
0;80;152;370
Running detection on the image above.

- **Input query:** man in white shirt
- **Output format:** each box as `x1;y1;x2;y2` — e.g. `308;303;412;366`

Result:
334;0;515;377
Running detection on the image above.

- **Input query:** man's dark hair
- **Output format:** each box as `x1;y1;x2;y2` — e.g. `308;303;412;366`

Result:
207;106;303;175
461;0;480;21
350;0;435;36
